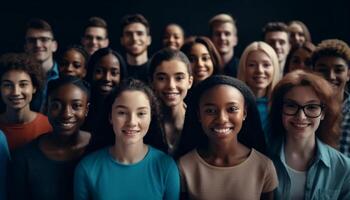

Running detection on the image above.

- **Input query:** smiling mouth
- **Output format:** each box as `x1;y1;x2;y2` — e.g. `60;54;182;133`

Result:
212;127;233;135
122;129;140;136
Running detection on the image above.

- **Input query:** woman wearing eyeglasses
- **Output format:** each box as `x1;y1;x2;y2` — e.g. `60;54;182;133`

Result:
269;70;350;200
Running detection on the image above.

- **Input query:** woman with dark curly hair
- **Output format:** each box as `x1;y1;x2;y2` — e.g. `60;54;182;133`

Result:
0;53;52;150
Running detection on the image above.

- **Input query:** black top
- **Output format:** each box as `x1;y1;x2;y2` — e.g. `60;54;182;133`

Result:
126;61;150;83
223;56;239;78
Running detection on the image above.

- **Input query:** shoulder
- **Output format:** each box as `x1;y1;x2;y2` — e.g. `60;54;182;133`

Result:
77;147;109;169
178;150;198;168
321;143;350;169
250;149;276;172
11;139;40;162
148;146;177;166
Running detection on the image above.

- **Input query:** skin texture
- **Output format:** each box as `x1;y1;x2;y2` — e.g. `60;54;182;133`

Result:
92;54;121;96
244;50;274;98
59;49;87;78
211;22;237;55
152;60;193;107
120;23;151;57
162;24;184;50
1;70;36;111
265;31;291;65
289;23;306;47
81;27;109;55
188;43;214;84
288;48;312;72
314;56;350;99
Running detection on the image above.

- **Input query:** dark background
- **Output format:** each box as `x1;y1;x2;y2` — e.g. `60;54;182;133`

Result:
0;0;349;57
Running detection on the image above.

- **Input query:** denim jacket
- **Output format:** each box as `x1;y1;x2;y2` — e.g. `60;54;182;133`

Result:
270;138;350;200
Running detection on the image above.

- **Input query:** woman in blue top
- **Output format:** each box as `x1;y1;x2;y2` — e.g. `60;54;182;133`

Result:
237;41;280;142
74;78;180;200
0;129;10;200
269;70;350;199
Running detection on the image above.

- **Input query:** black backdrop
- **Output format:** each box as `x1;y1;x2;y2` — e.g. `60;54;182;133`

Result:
0;0;349;57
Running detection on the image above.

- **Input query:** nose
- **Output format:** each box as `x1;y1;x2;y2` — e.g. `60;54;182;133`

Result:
168;78;176;89
169;36;176;42
66;64;74;72
127;113;138;126
256;64;264;73
102;72;112;82
61;105;73;119
12;85;21;95
274;41;281;50
328;70;336;80
295;108;307;119
217;110;229;123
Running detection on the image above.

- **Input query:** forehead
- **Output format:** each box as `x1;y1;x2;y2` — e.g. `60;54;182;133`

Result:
123;22;148;33
1;70;31;81
293;48;310;58
97;54;120;67
113;90;150;108
212;22;236;33
265;31;289;41
284;86;319;102
165;25;183;34
315;56;348;68
200;85;244;105
247;50;270;60
50;84;87;100
84;27;107;36
289;23;303;32
26;28;53;38
155;60;189;74
191;43;209;54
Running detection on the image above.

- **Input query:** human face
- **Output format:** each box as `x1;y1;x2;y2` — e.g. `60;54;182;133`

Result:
265;31;291;64
288;48;312;72
109;90;151;145
289;23;306;47
152;60;193;107
199;85;246;144
245;50;274;97
188;43;214;84
59;49;87;78
92;54;121;96
24;29;57;63
120;23;151;57
211;22;237;55
162;24;184;50
81;27;109;55
0;70;36;111
314;56;350;96
48;84;88;136
282;86;324;141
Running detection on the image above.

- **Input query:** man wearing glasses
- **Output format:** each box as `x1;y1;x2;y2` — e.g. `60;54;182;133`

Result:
81;17;109;56
24;18;59;112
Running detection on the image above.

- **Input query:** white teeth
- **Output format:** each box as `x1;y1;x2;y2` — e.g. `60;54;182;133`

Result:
293;123;308;128
213;128;231;134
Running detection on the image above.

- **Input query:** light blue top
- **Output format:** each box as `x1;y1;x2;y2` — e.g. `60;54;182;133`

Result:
0;130;10;200
271;138;350;200
74;145;180;200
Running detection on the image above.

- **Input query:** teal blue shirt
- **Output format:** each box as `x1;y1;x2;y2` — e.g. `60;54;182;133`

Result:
74;146;180;200
256;97;269;142
271;139;350;200
0;130;10;200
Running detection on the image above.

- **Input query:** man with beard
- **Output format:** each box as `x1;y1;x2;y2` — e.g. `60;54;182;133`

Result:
24;18;59;112
120;14;151;83
209;13;239;77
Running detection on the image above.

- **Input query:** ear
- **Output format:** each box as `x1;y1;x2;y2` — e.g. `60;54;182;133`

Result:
346;68;350;82
243;107;247;121
120;37;125;47
32;86;37;94
109;112;113;125
146;35;152;46
104;38;110;47
320;112;325;120
188;75;194;89
81;68;87;79
52;40;58;53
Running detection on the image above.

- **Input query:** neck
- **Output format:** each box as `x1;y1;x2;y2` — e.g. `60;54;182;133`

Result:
48;131;81;148
207;138;240;158
41;58;54;74
253;88;267;98
111;141;148;164
284;135;316;170
4;106;34;123
163;102;186;123
221;49;234;65
126;52;148;66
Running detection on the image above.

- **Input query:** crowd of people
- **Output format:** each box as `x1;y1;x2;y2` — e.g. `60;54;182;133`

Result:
0;12;350;200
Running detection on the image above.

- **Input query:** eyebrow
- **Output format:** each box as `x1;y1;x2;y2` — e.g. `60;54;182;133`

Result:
114;105;149;110
284;98;320;104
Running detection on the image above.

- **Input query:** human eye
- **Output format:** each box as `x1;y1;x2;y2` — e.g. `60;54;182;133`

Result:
335;66;346;74
156;75;166;81
247;62;256;68
49;101;62;111
111;69;120;77
19;82;30;88
175;74;185;81
202;55;211;62
60;60;69;67
116;109;127;115
138;111;148;117
189;56;197;63
73;62;82;69
72;102;84;110
203;107;217;115
228;106;239;113
305;104;321;111
94;67;103;75
263;62;272;68
1;82;13;88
